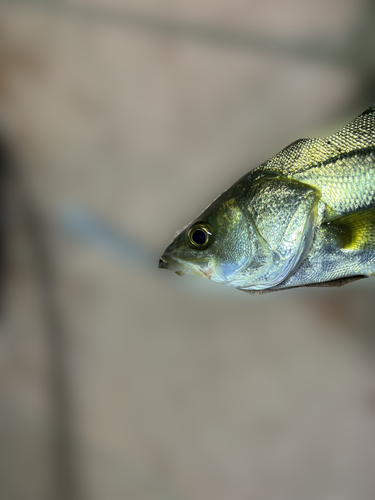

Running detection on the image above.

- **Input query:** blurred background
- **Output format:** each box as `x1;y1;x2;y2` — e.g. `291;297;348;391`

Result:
1;0;375;499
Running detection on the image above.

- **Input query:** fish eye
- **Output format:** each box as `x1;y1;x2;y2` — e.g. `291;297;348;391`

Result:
188;223;213;249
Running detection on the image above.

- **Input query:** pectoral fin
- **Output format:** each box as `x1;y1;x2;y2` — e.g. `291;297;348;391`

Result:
246;207;375;293
326;206;375;250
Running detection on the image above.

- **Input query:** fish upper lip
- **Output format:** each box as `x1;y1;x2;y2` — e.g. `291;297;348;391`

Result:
158;253;211;276
158;253;186;269
158;256;168;268
159;253;192;275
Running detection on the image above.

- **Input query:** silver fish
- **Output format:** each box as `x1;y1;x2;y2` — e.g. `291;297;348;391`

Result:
159;106;375;293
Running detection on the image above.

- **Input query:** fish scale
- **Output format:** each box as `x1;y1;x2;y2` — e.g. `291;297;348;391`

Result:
290;151;375;217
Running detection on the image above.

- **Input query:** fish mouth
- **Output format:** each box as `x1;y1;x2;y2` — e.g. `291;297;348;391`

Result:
158;253;211;277
158;253;188;274
158;256;169;269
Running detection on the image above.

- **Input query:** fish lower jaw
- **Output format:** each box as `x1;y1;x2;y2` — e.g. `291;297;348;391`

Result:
175;267;213;279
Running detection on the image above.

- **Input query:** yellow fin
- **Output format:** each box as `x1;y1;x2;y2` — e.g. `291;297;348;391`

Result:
327;207;375;250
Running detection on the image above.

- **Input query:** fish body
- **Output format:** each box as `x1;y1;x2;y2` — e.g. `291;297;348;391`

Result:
159;106;375;293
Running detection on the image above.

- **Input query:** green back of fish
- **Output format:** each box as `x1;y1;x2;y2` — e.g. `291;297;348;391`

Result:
254;106;375;219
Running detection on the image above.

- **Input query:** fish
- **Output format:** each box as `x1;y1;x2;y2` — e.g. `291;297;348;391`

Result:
158;105;375;294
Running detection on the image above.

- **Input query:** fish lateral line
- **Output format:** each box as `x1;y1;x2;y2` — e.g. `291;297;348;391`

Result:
286;145;375;177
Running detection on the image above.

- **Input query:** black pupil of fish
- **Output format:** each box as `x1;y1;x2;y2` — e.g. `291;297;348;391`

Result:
192;229;207;245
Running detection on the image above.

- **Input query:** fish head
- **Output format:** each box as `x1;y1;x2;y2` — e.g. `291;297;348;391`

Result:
159;196;255;285
159;177;321;290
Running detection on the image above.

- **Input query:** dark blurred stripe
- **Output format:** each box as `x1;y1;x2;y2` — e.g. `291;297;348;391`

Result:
0;136;8;316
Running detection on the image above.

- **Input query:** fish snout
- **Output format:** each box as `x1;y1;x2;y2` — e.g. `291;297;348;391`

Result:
158;253;187;275
158;255;169;269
